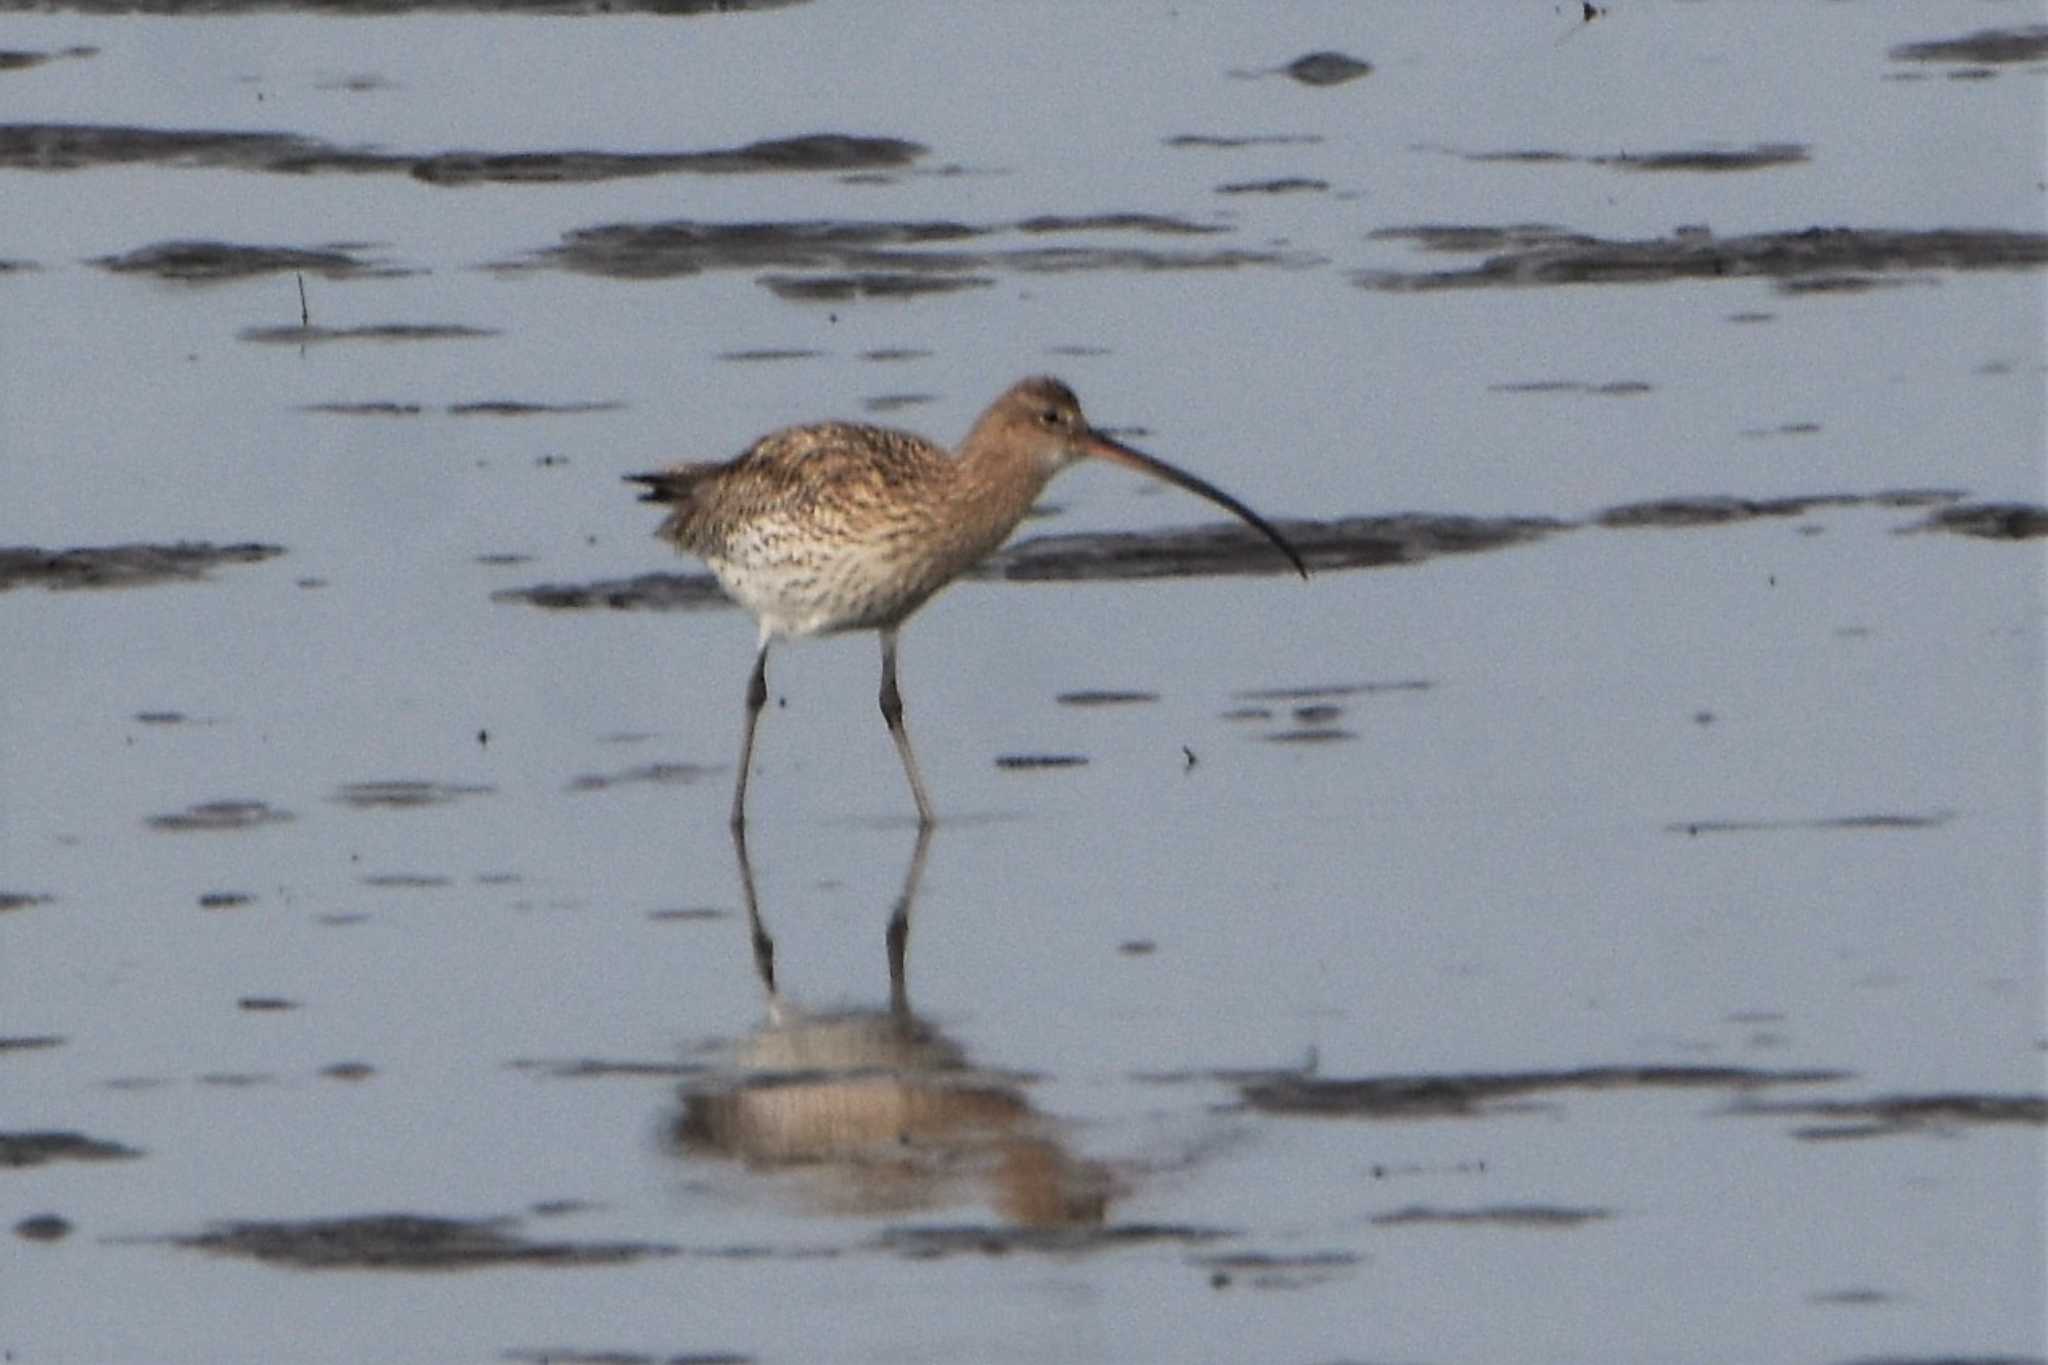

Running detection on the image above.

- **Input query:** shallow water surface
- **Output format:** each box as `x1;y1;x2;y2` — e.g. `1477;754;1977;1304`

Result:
2;3;2043;1363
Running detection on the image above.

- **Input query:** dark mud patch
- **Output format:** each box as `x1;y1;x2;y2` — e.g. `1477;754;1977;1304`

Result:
1360;225;2048;291
862;392;937;413
146;799;293;833
1462;143;1808;173
1195;1249;1360;1289
982;512;1565;581
199;891;254;909
1057;690;1160;707
1890;27;2048;65
92;239;402;282
566;761;717;793
0;541;283;591
1166;133;1324;150
875;1222;1227;1259
169;1212;679;1270
648;906;729;924
993;754;1089;770
718;348;824;363
1370;1204;1612;1228
1236;1064;1849;1119
15;1214;73;1242
1236;680;1433;701
1217;176;1329;196
1280;51;1373;86
1666;810;1954;836
1595;488;1963;528
360;873;452;889
303;399;620;418
508;1057;708;1081
1728;1091;2047;1139
0;45;95;71
239;322;496;344
0;1034;64;1051
494;570;730;612
1262;727;1355;744
1;1130;142;1167
1901;501;2048;540
504;1352;752;1365
503;214;1315;288
1;892;53;913
333;780;494;808
762;272;991;301
2;123;916;182
1492;379;1653;397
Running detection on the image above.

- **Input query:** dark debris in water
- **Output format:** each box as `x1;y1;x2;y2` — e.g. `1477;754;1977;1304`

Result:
1889;26;2048;64
91;239;402;281
0;45;96;70
1;892;54;912
1056;689;1160;707
239;322;497;344
2;123;916;181
1165;133;1324;150
0;0;806;10
1238;1064;1850;1119
1194;1249;1361;1290
1666;810;1954;836
1463;143;1808;174
0;541;283;591
1899;501;2048;540
0;1034;63;1050
1727;1091;2047;1140
982;512;1565;581
1281;51;1373;86
146;799;293;833
1370;1204;1612;1228
503;214;1317;288
508;1057;710;1080
1596;489;1963;528
1361;225;2048;291
1216;176;1329;196
504;1351;753;1365
875;1222;1229;1259
493;571;731;612
1;1130;143;1167
170;1212;680;1270
303;399;620;417
332;780;495;809
566;761;717;793
993;754;1089;770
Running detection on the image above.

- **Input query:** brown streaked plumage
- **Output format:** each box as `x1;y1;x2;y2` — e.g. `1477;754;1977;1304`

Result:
627;375;1305;827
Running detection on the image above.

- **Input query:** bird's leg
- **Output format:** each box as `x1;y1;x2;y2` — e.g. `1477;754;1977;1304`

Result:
878;629;937;826
730;639;770;829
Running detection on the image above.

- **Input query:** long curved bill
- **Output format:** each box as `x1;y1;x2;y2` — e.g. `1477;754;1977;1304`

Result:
1083;430;1309;579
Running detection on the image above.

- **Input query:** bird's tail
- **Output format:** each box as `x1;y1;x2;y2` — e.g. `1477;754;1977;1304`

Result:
624;466;712;507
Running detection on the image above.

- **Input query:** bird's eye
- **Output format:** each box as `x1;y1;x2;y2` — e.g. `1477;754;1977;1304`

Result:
1039;407;1064;427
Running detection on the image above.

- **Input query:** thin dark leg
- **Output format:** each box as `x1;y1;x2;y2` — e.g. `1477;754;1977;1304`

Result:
878;629;936;826
730;639;770;829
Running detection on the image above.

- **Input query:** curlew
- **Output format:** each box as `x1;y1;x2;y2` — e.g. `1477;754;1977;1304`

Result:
627;375;1305;827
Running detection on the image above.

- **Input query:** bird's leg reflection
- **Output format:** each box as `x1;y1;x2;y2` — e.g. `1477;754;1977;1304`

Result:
680;825;1114;1227
729;820;777;1001
885;823;931;1018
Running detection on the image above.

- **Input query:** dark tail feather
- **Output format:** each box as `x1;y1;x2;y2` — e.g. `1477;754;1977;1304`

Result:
625;470;699;505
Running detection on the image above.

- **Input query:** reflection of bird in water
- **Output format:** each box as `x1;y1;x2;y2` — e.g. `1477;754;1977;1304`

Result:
672;827;1112;1226
628;376;1306;827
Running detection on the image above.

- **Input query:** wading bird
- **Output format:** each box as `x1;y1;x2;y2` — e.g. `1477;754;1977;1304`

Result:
628;376;1306;828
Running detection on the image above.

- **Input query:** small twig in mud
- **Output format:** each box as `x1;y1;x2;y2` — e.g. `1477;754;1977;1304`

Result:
295;273;310;326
